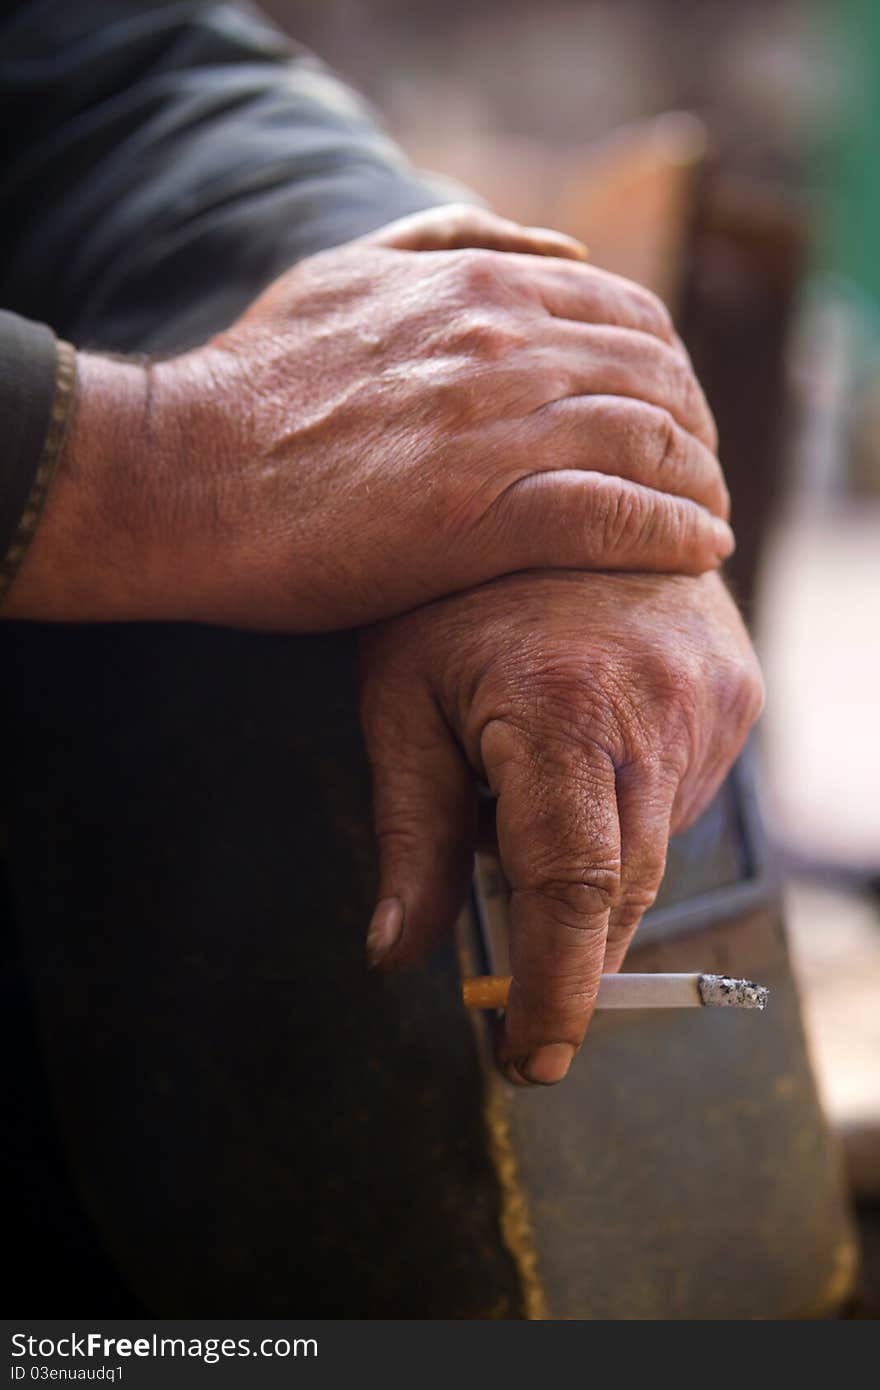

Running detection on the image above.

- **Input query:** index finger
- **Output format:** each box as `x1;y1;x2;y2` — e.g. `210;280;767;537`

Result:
506;255;678;347
364;205;588;260
480;719;621;1086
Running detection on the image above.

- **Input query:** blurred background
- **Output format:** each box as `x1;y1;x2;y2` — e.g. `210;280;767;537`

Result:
268;0;879;1312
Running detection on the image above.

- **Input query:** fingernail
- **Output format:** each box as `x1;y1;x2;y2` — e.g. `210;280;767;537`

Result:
514;1043;576;1086
713;519;735;557
366;896;403;966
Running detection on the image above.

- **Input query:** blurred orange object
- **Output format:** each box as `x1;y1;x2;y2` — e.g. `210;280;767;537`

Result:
406;110;707;310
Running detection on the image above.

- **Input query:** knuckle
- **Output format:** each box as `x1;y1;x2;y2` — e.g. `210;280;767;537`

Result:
599;481;644;553
532;651;593;697
430;465;484;536
492;660;595;731
531;868;621;921
728;656;766;729
672;347;716;447
749;667;766;721
450;246;507;296
653;407;683;479
607;884;659;937
447;308;524;361
479;714;535;777
640;647;700;712
672;352;699;421
420;362;494;431
605;918;640;952
530;676;608;749
373;817;426;865
481;678;620;782
634;286;675;341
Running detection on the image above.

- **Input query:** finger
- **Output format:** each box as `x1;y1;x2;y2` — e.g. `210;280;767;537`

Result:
510;256;677;345
529;395;730;519
480;720;620;1086
485;470;734;577
540;322;717;451
364;204;587;260
603;761;677;974
361;679;477;970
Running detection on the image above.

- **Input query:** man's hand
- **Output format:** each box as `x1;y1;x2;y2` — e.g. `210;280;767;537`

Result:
359;570;763;1085
6;208;730;626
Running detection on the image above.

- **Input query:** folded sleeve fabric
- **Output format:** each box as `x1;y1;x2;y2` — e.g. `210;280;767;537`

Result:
0;312;76;603
0;0;467;600
0;1;464;357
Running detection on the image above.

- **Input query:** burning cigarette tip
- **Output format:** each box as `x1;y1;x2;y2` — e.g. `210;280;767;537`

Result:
697;974;769;1010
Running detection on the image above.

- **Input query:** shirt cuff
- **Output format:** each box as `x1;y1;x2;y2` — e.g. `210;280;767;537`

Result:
0;311;77;604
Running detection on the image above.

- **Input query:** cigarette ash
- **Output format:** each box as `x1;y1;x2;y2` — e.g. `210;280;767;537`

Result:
698;974;769;1010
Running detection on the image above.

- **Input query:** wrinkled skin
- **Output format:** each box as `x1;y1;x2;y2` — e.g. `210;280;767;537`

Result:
5;205;762;1094
154;210;730;630
7;207;730;626
360;570;764;1085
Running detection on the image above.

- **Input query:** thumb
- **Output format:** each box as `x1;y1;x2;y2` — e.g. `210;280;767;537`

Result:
362;681;476;970
362;203;587;260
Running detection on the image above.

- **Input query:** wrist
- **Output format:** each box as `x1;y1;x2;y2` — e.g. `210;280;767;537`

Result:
3;350;218;623
5;352;155;620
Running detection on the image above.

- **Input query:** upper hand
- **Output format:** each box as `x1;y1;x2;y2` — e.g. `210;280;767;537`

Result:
359;568;763;1085
8;205;731;627
179;207;729;630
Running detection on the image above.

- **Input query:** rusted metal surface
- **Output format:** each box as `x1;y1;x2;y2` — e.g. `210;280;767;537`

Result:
468;901;856;1319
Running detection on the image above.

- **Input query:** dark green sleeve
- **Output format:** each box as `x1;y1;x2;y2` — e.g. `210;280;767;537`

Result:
0;1;464;355
0;312;76;603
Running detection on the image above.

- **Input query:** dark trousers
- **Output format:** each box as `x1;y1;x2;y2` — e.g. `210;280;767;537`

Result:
1;620;520;1316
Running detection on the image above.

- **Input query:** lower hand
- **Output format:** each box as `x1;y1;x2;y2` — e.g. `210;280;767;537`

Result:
359;569;763;1085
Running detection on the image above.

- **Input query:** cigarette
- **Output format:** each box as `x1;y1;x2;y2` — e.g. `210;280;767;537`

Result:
462;973;769;1011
